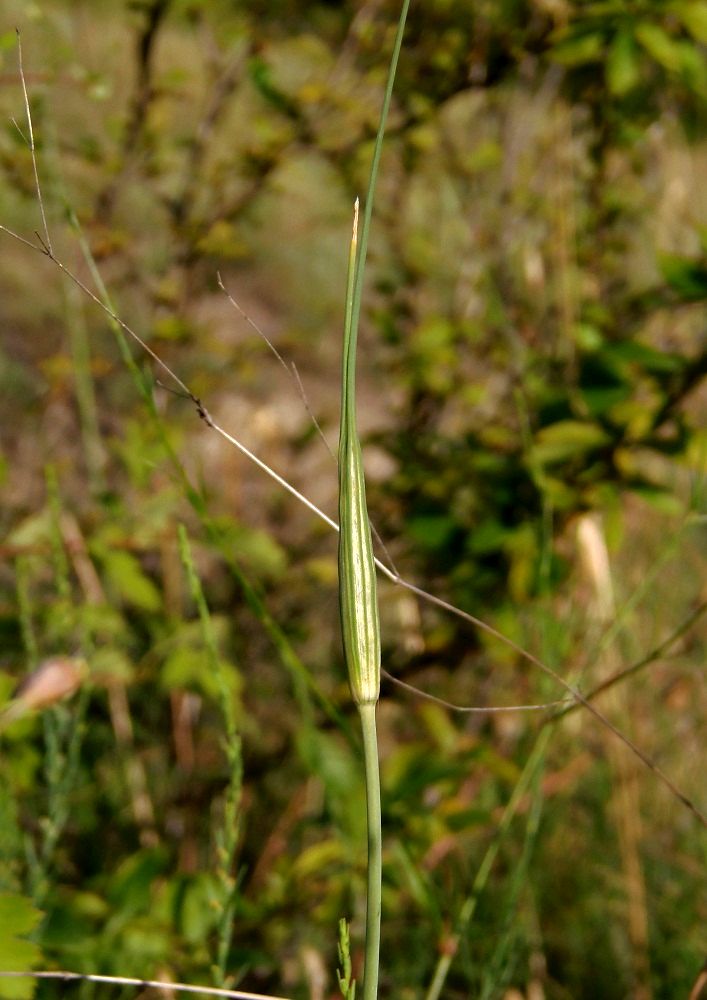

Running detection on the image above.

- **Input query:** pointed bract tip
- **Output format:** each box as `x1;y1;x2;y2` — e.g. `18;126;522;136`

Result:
352;199;359;244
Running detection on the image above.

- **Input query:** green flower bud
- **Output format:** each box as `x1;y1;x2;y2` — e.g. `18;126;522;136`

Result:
338;201;380;706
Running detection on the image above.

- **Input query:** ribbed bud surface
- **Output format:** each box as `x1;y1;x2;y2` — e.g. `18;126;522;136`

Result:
338;428;380;705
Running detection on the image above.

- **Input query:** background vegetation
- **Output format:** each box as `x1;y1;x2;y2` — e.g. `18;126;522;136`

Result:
0;1;706;998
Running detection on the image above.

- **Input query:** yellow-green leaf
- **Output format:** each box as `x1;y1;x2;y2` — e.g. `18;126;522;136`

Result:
607;30;641;96
0;893;42;998
533;421;610;465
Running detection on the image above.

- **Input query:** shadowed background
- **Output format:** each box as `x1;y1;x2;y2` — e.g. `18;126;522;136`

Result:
0;2;706;998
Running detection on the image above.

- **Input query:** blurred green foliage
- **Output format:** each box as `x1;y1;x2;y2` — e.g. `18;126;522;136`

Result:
0;1;706;998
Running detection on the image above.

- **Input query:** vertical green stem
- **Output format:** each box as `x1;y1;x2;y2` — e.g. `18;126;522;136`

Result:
338;4;409;993
359;702;382;1000
351;0;411;339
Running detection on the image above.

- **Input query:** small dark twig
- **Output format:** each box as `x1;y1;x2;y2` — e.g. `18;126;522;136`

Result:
17;30;51;254
10;115;28;143
0;222;43;252
554;600;707;722
217;272;401;577
382;668;573;713
154;378;212;424
394;578;707;828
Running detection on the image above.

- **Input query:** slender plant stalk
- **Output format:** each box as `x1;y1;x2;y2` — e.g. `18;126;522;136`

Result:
359;703;382;1000
336;6;411;989
337;918;356;1000
15;555;39;669
177;525;243;985
17;469;91;907
351;0;411;332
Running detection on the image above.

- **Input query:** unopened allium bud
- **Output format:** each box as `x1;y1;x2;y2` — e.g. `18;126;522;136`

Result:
338;201;380;706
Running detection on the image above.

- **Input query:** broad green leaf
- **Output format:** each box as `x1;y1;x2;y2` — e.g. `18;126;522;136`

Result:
161;646;240;701
106;848;169;913
467;519;510;556
212;518;287;579
635;23;683;72
541;478;586;511
117;918;172;968
0;893;43;998
533;421;610;465
4;511;52;548
297;729;364;838
40;892;108;952
580;384;631;416
630;483;685;514
292;838;348;878
296;728;358;798
174;875;221;944
606;30;641;96
659;253;707;300
0;894;42;939
552;31;604;66
573;323;604;350
579;350;628;399
676;41;707;94
418;703;459;752
674;1;707;43
605;340;684;373
100;550;162;612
